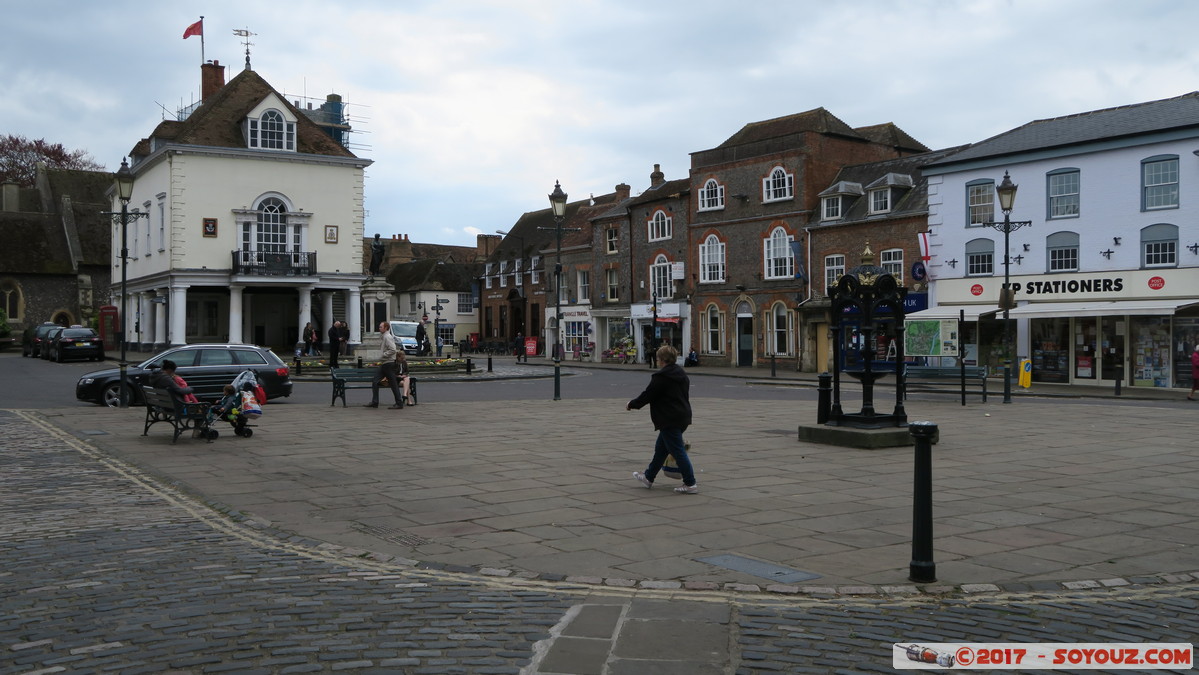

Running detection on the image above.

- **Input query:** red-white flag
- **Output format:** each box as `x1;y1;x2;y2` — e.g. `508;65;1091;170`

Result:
183;19;203;39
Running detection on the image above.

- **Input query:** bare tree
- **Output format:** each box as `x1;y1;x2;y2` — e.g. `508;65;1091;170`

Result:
0;134;105;187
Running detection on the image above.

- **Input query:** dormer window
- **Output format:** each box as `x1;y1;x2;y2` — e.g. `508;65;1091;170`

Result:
822;196;842;220
248;109;296;151
869;188;891;214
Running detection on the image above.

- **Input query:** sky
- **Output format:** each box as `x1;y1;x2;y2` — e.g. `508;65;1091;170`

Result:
4;0;1199;248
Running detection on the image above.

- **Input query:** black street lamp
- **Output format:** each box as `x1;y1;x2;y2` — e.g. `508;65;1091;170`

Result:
104;158;149;408
547;181;568;401
985;171;1032;404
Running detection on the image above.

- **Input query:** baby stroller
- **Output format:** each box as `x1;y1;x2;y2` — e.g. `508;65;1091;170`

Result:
203;370;264;439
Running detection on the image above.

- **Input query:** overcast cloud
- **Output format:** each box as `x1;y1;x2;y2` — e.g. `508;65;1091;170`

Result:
4;0;1198;247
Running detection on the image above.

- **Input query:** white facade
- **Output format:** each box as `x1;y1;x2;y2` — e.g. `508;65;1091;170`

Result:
113;83;371;352
923;99;1199;388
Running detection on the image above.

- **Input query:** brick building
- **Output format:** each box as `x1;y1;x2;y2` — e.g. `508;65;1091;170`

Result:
687;109;928;369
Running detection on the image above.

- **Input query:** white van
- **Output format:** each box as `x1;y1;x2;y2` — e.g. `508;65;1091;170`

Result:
388;320;424;355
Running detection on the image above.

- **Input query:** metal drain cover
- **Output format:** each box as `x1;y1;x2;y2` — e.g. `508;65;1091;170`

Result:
353;522;430;547
695;554;820;583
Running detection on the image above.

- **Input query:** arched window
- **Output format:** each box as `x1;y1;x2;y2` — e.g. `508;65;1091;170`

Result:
650;254;673;299
247;109;296;151
768;302;793;356
763;227;794;279
699;179;724;210
648;210;671;242
966;238;995;276
256;197;288;253
704;305;723;354
1046;231;1079;272
1141;223;1178;268
0;278;22;322
763;167;794;201
699;234;725;283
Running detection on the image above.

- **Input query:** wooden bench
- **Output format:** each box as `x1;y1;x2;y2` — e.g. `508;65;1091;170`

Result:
330;367;419;408
903;365;988;402
141;385;214;443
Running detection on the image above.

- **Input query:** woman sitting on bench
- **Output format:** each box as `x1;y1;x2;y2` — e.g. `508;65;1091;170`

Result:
151;360;196;404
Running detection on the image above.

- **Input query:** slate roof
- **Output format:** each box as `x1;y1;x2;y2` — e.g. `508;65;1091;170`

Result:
715;108;864;148
928;91;1199;168
385;258;483;292
853;123;930;154
816;146;968;225
625;178;690;208
492;190;624;262
130;69;358;160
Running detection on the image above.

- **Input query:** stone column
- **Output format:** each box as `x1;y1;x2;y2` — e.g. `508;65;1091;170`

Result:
154;289;168;351
296;286;314;354
169;285;189;346
347;286;362;349
228;285;245;344
321;291;334;333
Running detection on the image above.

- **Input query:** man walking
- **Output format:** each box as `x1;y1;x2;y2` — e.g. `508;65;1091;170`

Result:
628;345;698;494
365;321;404;409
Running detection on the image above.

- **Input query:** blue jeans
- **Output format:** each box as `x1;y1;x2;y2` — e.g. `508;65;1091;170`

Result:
643;427;695;487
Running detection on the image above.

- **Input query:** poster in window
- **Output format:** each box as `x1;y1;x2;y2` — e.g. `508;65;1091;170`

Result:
202;218;217;237
324;225;338;244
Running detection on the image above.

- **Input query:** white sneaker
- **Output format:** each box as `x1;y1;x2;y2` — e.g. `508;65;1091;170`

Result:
674;484;699;494
633;472;652;489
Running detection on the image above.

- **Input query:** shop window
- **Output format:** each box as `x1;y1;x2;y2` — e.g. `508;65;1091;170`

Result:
1046;231;1079;272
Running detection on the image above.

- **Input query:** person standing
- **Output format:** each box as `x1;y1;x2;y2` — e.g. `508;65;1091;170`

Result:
365;321;404;409
628;344;698;494
1189;344;1199;401
303;322;315;356
328;321;342;369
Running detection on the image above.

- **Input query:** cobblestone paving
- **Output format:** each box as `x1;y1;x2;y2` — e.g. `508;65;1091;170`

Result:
2;409;1196;674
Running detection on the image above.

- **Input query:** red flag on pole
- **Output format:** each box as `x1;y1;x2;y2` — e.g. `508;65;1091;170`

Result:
183;19;203;39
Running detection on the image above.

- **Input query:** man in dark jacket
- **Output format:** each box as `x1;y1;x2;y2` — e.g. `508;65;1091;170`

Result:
628;344;698;493
328;321;342;369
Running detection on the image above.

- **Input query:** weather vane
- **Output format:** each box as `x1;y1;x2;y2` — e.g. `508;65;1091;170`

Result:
233;28;256;70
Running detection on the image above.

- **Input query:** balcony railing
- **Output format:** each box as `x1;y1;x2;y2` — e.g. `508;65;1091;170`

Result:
232;250;317;276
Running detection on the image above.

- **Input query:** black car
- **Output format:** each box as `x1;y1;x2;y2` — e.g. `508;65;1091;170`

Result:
23;322;59;358
76;344;293;407
40;326;64;360
50;327;105;362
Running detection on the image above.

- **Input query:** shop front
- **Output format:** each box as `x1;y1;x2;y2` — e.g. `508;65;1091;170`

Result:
630;301;690;364
924;268;1199;388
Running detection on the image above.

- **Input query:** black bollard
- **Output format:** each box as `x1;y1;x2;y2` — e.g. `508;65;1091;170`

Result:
293;355;302;376
487;356;493;373
816;372;832;425
770;354;777;378
357;355;363;369
1115;365;1122;397
909;421;938;583
466;358;473;374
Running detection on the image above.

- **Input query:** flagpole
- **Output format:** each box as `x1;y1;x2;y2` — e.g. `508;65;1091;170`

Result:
200;16;205;64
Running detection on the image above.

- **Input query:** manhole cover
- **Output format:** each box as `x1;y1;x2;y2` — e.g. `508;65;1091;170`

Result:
353;522;430;547
695;554;820;583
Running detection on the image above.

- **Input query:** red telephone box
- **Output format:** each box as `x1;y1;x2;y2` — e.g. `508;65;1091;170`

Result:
98;305;119;351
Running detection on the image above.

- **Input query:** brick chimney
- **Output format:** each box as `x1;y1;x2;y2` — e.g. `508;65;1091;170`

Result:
615;183;631;201
650;163;665;187
201;60;226;100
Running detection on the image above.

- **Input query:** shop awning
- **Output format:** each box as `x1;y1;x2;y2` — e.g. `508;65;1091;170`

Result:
905;305;997;321
1006;299;1199;319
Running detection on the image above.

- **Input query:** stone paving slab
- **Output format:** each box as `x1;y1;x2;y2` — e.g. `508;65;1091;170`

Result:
32;388;1199;593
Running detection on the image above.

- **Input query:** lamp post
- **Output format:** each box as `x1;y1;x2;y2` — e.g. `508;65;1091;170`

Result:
547;181;568;400
649;287;658;368
104;158;149;408
985;171;1032;404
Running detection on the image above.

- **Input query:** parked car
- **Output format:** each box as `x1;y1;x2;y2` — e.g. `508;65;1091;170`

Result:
40;326;64;360
22;322;58;358
49;327;105;362
76;344;293;408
